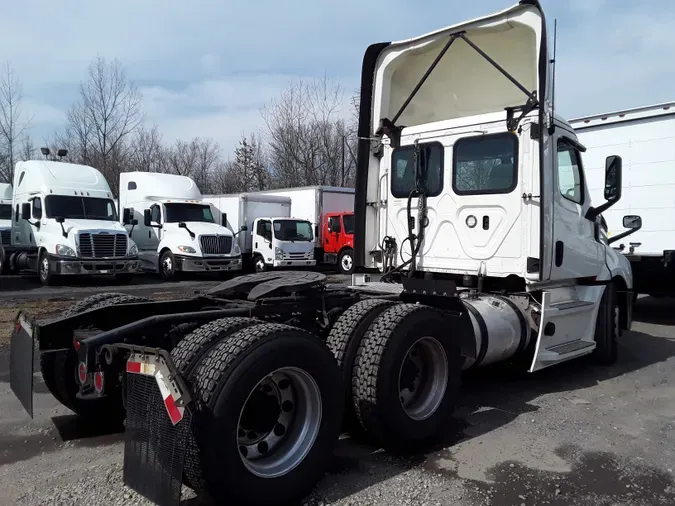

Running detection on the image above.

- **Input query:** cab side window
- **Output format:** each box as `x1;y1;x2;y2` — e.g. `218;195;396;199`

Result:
556;140;584;205
150;204;161;223
32;198;42;220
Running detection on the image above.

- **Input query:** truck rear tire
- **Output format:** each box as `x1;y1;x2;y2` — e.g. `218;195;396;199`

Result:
39;293;151;418
352;304;462;452
592;282;619;365
338;248;354;275
188;323;343;506
326;299;397;434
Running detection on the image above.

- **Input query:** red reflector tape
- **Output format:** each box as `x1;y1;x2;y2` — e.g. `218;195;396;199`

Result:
163;392;183;425
126;361;142;374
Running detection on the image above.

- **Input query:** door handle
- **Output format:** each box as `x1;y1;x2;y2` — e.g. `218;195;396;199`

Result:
555;241;564;267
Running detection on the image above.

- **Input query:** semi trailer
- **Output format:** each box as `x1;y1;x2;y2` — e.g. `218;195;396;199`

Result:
0;159;140;284
9;2;640;506
570;103;674;298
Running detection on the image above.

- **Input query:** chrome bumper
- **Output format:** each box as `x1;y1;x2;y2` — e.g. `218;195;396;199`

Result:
48;255;140;275
176;254;243;272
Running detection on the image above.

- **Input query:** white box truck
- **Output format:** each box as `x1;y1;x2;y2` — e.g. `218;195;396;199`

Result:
204;193;316;272
0;159;140;284
0;183;11;249
119;172;242;280
570;103;675;298
257;186;355;263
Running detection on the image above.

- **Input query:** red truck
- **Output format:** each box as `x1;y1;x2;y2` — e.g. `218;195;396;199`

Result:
323;211;355;274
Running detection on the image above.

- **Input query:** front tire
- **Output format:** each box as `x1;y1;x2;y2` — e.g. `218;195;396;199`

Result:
338;248;354;275
159;250;177;280
253;254;267;273
189;323;343;506
38;250;56;286
593;282;619;365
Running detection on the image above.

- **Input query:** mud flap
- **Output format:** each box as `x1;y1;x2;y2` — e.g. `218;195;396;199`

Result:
9;311;36;418
123;355;192;506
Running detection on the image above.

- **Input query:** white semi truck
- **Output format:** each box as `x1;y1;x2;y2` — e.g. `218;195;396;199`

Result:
204;193;316;272
119;172;242;279
0;159;139;284
8;2;642;506
570;103;675;298
0;183;11;250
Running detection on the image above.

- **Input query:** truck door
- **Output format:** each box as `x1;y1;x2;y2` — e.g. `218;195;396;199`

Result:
147;204;162;252
549;134;604;280
325;215;341;255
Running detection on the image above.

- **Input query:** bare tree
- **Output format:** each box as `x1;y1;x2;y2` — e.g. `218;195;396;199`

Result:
225;133;271;192
261;77;356;189
192;138;221;194
128;124;164;173
0;62;33;183
65;56;143;192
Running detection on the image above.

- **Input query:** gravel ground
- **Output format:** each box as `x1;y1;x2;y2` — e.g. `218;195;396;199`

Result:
0;293;674;506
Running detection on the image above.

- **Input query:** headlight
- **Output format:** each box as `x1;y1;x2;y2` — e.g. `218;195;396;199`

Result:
177;245;196;254
128;244;138;256
275;247;283;260
233;243;241;255
55;244;76;257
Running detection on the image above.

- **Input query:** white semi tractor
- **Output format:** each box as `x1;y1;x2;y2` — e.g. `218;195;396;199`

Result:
204;193;316;272
570;103;675;299
8;2;643;506
0;159;139;284
0;183;12;251
119;172;243;279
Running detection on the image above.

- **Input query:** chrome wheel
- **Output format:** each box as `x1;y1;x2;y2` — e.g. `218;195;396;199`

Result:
237;367;322;478
340;253;353;273
398;336;448;421
255;258;265;273
162;256;172;275
40;256;49;280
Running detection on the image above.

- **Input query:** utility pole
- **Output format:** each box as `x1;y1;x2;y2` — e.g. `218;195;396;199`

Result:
341;134;345;186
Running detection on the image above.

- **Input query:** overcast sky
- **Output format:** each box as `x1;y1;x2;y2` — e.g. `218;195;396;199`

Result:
1;0;673;157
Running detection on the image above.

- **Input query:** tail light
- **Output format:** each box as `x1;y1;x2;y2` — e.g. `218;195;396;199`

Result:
78;362;87;384
94;371;104;395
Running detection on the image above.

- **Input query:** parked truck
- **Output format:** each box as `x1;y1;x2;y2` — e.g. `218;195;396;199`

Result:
570;103;675;299
9;2;641;506
258;185;355;268
0;183;11;251
0;159;139;284
119;172;243;280
204;193;316;272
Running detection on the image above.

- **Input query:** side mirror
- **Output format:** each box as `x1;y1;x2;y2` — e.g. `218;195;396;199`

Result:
178;222;187;229
144;209;152;227
608;214;642;245
130;219;138;226
122;208;133;225
21;203;30;220
586;155;623;221
603;155;622;202
55;216;65;224
241;225;248;232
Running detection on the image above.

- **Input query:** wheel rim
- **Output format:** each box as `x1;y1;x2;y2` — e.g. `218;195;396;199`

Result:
40;257;49;280
341;254;353;272
255;259;265;272
236;367;322;478
162;256;172;275
398;336;448;421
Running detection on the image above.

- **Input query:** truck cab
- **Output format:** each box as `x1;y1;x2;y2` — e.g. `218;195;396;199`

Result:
0;183;11;251
323;212;355;274
354;0;641;371
2;160;139;284
251;216;316;272
119;172;242;279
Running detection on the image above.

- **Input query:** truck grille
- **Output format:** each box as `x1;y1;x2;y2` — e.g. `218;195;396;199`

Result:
199;235;232;255
78;233;127;258
0;229;10;246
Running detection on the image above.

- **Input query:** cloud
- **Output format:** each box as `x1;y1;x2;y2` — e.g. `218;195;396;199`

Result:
1;0;674;156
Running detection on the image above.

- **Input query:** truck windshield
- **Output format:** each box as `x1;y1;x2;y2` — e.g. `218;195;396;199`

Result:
342;214;355;234
274;220;313;241
164;203;214;223
45;196;117;221
0;204;11;220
